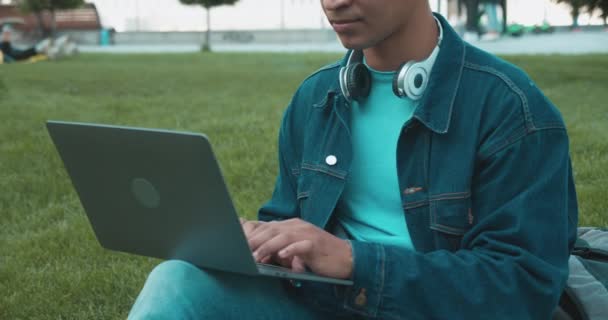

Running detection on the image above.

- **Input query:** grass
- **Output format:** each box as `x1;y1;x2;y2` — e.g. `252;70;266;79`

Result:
0;53;607;319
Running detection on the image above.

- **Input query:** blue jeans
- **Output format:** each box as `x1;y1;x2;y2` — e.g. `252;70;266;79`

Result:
128;260;357;319
484;3;501;33
0;41;37;62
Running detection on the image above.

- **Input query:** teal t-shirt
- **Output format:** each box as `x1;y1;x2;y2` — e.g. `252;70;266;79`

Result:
336;64;416;249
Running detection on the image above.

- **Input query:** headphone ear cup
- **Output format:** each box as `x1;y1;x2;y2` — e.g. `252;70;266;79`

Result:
346;62;371;101
406;64;429;100
392;62;409;98
393;61;428;100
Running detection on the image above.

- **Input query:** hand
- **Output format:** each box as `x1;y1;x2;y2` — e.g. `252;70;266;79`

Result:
246;218;353;279
240;218;300;269
240;217;263;237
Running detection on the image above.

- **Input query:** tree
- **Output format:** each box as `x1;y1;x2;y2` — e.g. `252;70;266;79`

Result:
553;0;592;28
499;0;507;34
589;0;608;25
17;0;84;37
179;0;239;52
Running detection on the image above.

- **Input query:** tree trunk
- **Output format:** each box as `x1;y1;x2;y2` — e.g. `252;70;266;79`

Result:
203;7;211;52
50;8;57;38
465;0;480;33
34;11;48;38
501;0;507;34
457;0;463;16
571;3;584;29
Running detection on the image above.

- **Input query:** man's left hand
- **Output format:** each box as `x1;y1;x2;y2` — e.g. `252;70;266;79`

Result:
246;218;353;280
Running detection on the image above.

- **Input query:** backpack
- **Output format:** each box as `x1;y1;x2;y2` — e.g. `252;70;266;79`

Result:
555;227;608;320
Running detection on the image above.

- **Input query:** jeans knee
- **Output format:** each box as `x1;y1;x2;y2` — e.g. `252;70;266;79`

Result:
142;259;219;298
149;259;201;280
131;261;317;319
129;260;212;319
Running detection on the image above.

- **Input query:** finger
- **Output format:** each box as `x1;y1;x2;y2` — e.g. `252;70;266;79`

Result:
242;220;263;238
278;240;314;260
253;233;294;263
247;220;279;239
291;256;306;273
247;222;284;251
275;255;294;269
260;255;273;264
259;254;293;269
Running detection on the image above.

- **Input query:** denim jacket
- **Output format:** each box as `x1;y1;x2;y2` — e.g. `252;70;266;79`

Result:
259;14;578;320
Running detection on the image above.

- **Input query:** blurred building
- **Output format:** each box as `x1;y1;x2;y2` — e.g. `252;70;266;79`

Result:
0;3;101;43
0;3;101;30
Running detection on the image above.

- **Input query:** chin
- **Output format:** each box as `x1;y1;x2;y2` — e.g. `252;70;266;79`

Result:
336;33;375;51
337;37;367;51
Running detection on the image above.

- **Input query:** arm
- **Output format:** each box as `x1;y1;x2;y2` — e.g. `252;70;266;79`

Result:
345;128;578;319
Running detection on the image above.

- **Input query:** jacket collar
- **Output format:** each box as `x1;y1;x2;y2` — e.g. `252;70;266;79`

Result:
334;13;466;134
415;13;466;134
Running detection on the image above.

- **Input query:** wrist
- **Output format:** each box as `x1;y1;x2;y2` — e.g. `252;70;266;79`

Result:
342;239;354;279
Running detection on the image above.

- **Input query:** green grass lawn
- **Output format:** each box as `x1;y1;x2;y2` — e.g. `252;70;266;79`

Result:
1;53;607;319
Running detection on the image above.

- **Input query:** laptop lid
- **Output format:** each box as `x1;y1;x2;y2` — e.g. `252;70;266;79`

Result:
46;120;260;276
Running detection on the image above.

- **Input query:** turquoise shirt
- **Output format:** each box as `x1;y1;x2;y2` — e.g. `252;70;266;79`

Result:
336;65;416;249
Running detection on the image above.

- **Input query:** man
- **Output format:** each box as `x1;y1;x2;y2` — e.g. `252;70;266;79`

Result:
0;24;50;63
129;0;578;319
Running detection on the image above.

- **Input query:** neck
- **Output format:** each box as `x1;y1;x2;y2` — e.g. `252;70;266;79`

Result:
363;10;439;72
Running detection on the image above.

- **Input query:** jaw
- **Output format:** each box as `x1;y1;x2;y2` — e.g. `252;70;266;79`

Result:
337;35;368;50
334;24;380;51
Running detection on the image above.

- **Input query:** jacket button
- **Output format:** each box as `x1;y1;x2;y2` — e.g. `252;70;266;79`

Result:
325;155;337;166
355;288;367;307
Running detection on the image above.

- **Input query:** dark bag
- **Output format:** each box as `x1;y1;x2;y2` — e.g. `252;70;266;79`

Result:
555;227;608;320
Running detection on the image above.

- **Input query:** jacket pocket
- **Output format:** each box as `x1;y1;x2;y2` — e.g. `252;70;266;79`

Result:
430;197;473;252
295;162;348;228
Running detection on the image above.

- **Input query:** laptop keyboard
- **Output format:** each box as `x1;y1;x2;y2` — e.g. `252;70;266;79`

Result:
256;263;295;273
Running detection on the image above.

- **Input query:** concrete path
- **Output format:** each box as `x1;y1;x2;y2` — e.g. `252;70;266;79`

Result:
79;30;608;55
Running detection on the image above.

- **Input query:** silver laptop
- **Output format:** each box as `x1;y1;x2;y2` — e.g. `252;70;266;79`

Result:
46;120;352;286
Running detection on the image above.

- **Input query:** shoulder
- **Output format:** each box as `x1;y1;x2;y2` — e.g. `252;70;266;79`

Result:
461;44;565;131
279;59;342;145
293;60;342;104
447;44;569;158
458;44;567;155
283;59;342;121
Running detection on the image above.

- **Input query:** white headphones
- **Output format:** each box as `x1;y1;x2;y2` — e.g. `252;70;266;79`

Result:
339;16;444;102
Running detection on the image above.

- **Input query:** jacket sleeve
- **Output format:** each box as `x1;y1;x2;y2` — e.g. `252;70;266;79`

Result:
343;128;578;319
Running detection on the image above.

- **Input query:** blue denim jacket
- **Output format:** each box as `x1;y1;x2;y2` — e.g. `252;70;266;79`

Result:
259;14;578;320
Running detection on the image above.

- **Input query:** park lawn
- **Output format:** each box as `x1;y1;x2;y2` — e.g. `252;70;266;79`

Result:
0;53;606;319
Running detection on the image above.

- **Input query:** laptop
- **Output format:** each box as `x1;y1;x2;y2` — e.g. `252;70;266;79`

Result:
46;120;353;286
